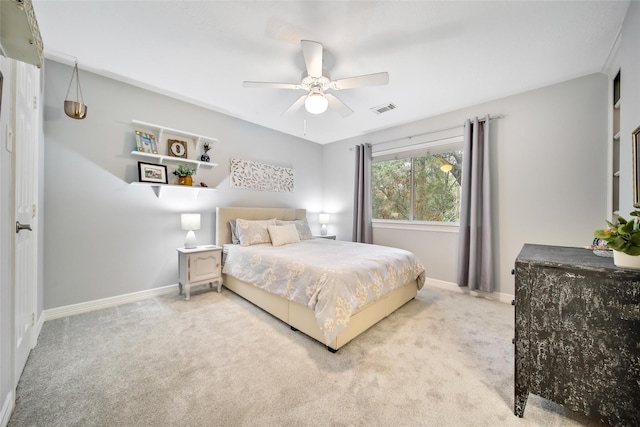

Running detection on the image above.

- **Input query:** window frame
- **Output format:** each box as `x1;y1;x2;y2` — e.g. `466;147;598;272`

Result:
370;133;464;229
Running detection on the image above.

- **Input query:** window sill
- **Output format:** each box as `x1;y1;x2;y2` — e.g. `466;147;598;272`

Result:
372;220;459;233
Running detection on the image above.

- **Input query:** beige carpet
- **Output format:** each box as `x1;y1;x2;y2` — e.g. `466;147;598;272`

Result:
9;286;606;426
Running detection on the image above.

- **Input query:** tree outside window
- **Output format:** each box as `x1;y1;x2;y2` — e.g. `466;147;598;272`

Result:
372;150;462;223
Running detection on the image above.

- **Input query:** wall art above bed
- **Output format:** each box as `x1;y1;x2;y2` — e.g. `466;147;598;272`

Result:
230;158;294;192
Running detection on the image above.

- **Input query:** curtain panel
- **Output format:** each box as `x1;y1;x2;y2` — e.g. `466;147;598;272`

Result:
353;143;373;243
457;116;494;292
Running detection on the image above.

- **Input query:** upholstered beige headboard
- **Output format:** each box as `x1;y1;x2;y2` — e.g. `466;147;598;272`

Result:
215;207;307;246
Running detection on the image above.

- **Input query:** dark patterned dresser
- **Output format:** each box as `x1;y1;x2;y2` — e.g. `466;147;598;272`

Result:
514;244;640;426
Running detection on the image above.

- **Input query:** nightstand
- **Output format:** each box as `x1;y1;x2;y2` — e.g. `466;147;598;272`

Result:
176;245;222;300
313;235;336;240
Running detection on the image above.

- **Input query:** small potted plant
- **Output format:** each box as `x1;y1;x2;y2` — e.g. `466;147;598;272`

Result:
173;164;196;186
594;209;640;268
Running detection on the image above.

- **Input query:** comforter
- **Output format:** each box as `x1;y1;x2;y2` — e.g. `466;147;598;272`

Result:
223;238;425;344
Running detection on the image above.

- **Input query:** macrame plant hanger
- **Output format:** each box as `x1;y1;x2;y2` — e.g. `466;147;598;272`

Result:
64;61;88;119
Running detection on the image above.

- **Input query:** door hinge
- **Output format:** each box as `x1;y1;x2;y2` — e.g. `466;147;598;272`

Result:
33;96;38;110
31;313;35;326
32;204;36;218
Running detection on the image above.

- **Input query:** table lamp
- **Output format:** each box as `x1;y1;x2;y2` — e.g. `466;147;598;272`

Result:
181;213;201;248
319;213;330;236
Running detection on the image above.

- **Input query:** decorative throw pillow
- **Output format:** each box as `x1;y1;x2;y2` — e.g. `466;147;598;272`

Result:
268;224;300;247
235;218;276;246
228;219;240;244
276;218;313;240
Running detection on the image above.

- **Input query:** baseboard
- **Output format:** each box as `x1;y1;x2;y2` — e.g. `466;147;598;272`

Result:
31;310;45;348
43;284;180;321
0;390;14;427
425;278;514;304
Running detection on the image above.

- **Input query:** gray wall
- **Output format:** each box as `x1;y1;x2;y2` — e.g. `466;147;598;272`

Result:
37;5;640;307
43;60;323;309
324;72;609;296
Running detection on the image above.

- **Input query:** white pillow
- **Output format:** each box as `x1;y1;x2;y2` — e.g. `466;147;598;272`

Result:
275;218;313;240
267;224;300;247
235;218;276;246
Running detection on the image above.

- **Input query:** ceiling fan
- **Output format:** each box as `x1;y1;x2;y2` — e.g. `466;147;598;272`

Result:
243;40;389;117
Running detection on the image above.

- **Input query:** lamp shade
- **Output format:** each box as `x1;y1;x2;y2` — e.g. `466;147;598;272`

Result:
305;93;328;114
181;214;200;249
319;213;330;224
181;213;201;231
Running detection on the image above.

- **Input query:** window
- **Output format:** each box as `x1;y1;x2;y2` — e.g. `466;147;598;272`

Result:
371;138;463;223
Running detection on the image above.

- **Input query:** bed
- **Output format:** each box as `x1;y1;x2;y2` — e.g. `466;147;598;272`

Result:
215;207;425;352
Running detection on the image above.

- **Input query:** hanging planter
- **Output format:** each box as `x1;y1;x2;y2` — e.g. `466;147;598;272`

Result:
64;61;88;120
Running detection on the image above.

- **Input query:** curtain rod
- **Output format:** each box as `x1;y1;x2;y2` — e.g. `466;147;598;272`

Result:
350;114;505;150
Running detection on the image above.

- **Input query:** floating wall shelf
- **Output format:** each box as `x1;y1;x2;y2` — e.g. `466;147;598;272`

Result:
130;151;218;172
131;119;218;145
130;182;215;199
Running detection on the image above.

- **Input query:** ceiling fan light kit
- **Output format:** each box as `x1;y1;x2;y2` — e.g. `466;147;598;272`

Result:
243;40;389;118
305;92;328;114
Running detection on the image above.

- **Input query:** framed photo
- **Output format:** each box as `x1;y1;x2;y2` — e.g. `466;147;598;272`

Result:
138;161;168;184
168;139;188;158
633;126;640;208
135;131;158;154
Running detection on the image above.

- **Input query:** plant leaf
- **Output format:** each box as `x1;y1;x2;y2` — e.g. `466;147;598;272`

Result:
607;236;626;251
630;233;640;245
619;221;634;235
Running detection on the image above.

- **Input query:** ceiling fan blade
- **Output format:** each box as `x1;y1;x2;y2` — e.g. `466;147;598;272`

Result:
243;81;301;90
301;40;323;78
332;72;389;90
282;94;307;116
326;94;353;118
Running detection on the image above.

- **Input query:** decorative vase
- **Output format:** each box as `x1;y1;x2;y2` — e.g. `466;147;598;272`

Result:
200;153;210;162
178;176;192;186
613;251;640;269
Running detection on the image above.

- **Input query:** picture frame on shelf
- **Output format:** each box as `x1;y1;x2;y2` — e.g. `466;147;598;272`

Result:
135;130;158;154
633;126;640;208
138;161;168;184
168;139;188;159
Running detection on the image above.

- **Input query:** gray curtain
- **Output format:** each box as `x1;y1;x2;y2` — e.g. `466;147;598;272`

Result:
457;116;494;292
353;143;373;243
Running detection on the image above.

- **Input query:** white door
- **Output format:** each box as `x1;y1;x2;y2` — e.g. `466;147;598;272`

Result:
13;60;39;385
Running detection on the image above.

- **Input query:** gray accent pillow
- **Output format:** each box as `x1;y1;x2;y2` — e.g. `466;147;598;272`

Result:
235;218;277;246
276;218;313;240
229;220;240;244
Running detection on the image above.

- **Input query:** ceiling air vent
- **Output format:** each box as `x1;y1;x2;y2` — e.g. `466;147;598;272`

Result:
371;103;397;115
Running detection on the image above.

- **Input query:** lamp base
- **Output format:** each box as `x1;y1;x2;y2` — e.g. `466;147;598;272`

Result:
184;230;197;249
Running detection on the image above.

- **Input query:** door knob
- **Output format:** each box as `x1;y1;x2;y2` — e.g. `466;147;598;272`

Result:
16;221;32;233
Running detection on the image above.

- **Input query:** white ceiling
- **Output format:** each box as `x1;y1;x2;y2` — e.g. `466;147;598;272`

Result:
32;1;629;145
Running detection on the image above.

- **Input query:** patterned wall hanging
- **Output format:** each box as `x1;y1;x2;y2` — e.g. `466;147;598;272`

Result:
230;158;294;192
